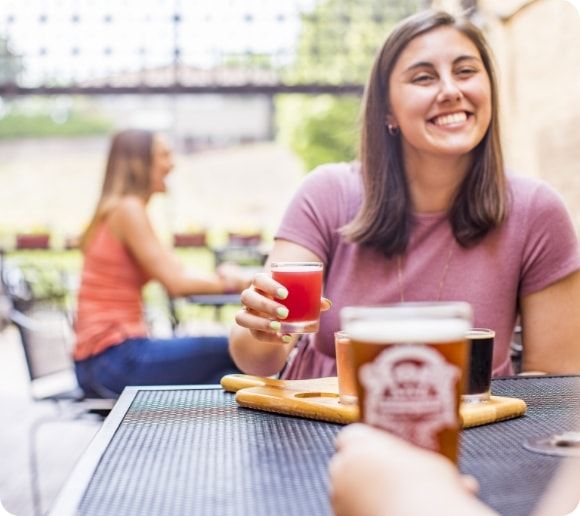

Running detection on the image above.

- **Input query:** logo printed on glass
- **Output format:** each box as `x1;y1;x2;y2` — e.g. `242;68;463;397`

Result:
360;345;460;450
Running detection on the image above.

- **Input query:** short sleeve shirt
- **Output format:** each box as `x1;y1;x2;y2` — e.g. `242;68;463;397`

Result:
275;163;580;380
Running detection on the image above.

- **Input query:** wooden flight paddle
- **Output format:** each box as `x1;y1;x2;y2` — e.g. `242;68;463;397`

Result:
220;374;527;428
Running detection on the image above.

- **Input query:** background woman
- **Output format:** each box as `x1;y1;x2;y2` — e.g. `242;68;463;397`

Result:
74;129;247;398
230;10;580;379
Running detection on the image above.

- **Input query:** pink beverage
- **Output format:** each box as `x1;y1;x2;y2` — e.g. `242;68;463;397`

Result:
271;262;323;334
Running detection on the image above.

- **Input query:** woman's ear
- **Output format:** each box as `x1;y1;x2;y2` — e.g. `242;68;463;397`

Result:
385;113;397;127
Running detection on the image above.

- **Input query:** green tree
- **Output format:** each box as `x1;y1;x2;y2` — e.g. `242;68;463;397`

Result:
277;0;426;171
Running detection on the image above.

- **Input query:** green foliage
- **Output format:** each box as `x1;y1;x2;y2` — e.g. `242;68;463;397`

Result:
276;94;360;171
222;52;274;70
277;0;426;170
0;110;113;139
286;0;394;85
7;247;223;322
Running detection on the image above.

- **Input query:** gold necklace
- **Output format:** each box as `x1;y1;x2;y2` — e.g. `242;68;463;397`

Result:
396;246;455;302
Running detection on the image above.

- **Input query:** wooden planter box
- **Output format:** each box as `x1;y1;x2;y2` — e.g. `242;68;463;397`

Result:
173;232;207;248
15;233;51;250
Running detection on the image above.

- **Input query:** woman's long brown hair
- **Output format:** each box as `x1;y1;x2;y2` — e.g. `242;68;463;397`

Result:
80;129;154;250
341;10;507;258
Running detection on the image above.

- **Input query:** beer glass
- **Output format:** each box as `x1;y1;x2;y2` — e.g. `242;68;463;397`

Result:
334;331;357;405
341;302;472;463
270;262;323;333
462;329;495;403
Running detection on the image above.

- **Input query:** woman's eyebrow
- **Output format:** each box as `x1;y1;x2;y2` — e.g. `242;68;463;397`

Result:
453;54;482;65
403;54;482;73
403;61;434;73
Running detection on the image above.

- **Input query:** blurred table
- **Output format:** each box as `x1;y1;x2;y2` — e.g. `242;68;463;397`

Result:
187;294;241;307
50;376;579;516
167;294;241;330
188;293;241;322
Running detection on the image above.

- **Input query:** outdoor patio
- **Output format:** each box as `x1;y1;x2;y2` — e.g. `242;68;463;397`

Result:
0;325;101;516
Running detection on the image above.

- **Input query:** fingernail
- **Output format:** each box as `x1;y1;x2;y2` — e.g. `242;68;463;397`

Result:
323;297;333;307
269;320;281;331
276;306;289;319
276;288;288;299
281;335;292;343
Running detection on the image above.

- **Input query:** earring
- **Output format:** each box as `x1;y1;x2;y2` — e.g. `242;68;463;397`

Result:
387;124;399;136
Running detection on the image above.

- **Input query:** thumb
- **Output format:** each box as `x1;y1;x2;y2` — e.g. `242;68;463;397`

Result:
320;297;333;312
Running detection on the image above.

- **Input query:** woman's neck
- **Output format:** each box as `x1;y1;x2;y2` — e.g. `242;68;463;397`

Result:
404;152;472;213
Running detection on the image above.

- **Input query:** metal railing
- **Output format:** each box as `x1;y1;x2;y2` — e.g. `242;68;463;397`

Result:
0;0;429;96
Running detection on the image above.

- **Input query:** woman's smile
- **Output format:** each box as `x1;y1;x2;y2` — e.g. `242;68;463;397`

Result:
429;110;470;127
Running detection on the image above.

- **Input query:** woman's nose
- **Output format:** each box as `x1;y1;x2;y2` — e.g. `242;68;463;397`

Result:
437;76;463;103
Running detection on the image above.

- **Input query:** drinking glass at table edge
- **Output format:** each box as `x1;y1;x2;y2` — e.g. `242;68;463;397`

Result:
230;9;580;381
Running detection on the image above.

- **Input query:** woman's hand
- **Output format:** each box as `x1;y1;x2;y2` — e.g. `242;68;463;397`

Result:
235;272;331;345
329;424;495;516
216;263;253;293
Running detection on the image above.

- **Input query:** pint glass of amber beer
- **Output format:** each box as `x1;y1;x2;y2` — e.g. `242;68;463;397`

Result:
341;302;472;463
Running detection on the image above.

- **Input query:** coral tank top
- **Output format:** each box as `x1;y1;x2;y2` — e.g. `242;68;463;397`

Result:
73;223;150;361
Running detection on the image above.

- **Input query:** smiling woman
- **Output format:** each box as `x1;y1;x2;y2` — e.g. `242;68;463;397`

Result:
229;9;580;383
73;129;251;398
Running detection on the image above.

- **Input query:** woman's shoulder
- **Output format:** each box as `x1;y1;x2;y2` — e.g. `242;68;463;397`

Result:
508;174;563;200
302;161;362;194
109;195;147;221
107;195;149;237
507;174;568;216
309;161;360;179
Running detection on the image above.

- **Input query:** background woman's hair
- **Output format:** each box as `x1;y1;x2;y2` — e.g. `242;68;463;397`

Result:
80;128;154;249
341;10;507;258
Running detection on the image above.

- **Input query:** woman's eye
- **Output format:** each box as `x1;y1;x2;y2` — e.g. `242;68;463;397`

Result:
412;74;434;84
457;68;477;77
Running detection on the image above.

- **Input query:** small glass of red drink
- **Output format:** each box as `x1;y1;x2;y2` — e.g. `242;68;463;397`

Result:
270;262;323;334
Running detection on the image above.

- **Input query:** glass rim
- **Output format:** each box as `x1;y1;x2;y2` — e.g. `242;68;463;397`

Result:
270;261;323;269
466;328;496;339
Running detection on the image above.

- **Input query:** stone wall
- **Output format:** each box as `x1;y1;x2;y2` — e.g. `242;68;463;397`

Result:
481;0;580;230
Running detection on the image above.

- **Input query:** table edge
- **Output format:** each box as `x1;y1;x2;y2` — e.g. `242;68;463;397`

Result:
49;385;222;516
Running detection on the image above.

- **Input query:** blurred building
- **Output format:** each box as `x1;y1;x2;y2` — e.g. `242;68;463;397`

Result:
83;64;277;151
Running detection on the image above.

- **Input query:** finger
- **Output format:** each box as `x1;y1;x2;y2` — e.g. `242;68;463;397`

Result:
335;423;377;450
240;288;290;321
235;307;284;334
252;272;289;300
251;329;292;344
460;475;480;495
320;297;333;312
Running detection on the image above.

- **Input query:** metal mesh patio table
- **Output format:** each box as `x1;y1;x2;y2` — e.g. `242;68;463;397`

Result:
51;375;579;516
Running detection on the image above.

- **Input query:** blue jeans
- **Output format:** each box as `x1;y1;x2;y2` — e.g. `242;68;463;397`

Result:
75;336;240;398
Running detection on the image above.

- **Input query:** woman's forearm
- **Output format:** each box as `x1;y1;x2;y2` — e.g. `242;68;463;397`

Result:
229;324;295;377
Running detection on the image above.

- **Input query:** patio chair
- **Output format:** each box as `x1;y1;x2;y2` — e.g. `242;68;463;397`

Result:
511;324;523;374
1;257;114;515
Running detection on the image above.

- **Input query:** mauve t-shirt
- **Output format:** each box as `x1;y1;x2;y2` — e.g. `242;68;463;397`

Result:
276;163;580;380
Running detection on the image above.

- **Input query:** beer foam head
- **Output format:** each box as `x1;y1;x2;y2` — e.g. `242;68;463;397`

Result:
344;318;470;343
341;303;473;343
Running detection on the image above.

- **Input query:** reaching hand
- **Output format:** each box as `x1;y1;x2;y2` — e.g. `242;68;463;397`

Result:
216;263;253;292
329;424;496;516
